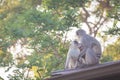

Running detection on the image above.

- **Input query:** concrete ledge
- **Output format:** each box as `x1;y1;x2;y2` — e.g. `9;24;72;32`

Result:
45;60;120;80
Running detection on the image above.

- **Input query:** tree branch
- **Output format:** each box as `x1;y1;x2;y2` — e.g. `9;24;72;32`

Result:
82;7;92;35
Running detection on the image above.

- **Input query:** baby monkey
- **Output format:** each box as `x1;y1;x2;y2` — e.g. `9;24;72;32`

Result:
65;40;83;69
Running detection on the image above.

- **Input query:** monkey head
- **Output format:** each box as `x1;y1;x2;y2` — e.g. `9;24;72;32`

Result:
70;40;79;48
71;40;84;51
76;29;86;37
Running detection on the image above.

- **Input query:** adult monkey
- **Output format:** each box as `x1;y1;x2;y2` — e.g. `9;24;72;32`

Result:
76;29;102;68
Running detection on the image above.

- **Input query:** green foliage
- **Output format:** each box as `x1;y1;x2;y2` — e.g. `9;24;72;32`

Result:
104;20;120;35
106;26;120;35
0;0;120;80
101;55;113;63
103;38;120;61
8;69;25;80
43;0;89;9
0;76;4;80
108;0;120;20
0;50;13;66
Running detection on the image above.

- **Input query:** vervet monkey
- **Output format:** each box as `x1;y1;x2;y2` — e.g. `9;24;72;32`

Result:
76;29;102;67
65;40;81;69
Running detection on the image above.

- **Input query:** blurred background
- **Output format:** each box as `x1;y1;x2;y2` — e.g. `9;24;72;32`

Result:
0;0;120;80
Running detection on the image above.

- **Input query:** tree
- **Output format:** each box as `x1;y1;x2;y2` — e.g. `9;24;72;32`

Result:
102;38;120;62
0;0;68;79
43;0;120;37
0;0;120;79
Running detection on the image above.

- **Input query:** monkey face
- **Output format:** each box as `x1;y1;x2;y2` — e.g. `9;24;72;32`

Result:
76;29;86;37
70;41;79;48
72;41;84;51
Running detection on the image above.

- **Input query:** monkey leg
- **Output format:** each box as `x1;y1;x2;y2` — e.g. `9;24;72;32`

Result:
85;48;99;65
75;57;87;69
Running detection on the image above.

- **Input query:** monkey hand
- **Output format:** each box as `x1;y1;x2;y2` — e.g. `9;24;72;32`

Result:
78;57;83;63
78;46;84;51
77;43;84;51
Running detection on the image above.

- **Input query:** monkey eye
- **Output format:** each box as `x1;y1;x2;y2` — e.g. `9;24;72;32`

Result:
74;40;78;44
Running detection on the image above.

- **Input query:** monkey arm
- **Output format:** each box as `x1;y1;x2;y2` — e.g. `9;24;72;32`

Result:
79;46;87;58
77;46;87;63
78;36;89;58
77;42;87;59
